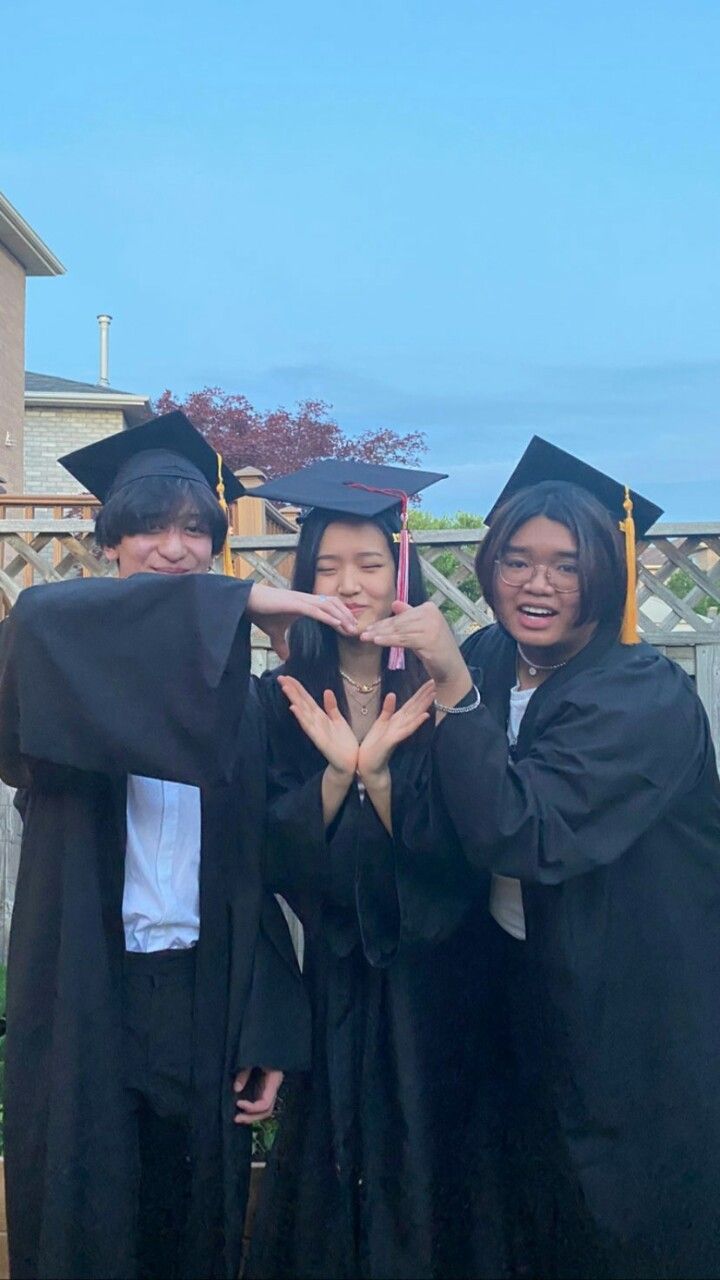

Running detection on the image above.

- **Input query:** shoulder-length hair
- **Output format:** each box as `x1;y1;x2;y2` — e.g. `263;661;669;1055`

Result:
94;476;229;556
285;508;429;715
475;480;627;631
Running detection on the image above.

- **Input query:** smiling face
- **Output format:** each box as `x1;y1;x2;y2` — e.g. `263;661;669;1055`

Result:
104;514;214;579
313;520;397;629
492;514;598;656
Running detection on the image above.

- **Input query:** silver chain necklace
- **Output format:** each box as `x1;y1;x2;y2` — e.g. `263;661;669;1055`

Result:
516;642;569;678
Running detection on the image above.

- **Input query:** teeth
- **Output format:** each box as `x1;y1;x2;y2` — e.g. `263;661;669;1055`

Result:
521;607;554;616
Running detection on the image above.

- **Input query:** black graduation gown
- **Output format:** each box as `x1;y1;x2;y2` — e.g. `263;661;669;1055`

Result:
248;671;507;1280
0;574;310;1280
403;622;720;1280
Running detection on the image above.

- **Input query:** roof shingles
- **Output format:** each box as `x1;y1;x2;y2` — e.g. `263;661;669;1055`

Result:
25;371;142;397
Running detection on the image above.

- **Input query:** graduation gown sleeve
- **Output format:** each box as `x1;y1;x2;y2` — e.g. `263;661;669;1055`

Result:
235;895;311;1073
0;573;252;789
411;645;713;884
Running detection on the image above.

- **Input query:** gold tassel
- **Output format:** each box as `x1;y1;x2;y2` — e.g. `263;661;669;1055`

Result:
619;486;640;644
215;452;235;576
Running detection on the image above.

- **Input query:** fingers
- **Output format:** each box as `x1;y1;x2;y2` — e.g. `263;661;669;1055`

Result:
403;680;436;713
234;1068;284;1125
361;601;440;644
282;679;336;729
381;681;434;727
278;674;313;705
378;692;397;721
323;689;342;719
359;626;406;648
390;710;431;744
359;617;421;648
306;595;358;635
397;680;430;711
279;676;325;721
233;1067;252;1094
280;677;326;736
248;585;357;635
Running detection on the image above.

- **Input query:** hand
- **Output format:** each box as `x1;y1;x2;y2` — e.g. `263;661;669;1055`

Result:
357;681;436;782
361;602;472;695
248;584;358;660
233;1066;284;1125
278;675;359;777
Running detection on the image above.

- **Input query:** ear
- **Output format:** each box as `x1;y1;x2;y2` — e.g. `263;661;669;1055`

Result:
103;545;120;563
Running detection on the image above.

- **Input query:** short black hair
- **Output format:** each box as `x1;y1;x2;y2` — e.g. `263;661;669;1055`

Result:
94;476;229;556
286;508;430;715
475;480;627;630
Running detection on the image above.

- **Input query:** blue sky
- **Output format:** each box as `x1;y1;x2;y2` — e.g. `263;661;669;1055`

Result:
3;0;719;518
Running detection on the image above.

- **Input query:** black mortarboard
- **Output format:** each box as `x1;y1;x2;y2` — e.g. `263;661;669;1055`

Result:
59;411;245;505
488;436;664;644
486;436;663;538
252;459;446;518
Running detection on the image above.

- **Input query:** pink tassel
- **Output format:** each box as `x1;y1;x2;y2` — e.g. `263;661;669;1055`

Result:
389;495;409;670
346;482;411;671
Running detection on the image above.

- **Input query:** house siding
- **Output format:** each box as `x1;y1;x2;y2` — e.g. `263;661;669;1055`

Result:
23;406;125;493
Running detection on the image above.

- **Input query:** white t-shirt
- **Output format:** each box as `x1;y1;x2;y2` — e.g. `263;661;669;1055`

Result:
488;684;534;941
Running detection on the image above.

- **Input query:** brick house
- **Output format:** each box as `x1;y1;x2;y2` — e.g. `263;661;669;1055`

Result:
24;372;150;494
0;191;64;493
0;190;150;496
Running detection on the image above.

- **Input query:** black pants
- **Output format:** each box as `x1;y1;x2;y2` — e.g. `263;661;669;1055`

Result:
122;947;196;1280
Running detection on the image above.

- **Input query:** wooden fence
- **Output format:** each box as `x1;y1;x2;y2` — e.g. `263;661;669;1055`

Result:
0;514;718;745
0;513;718;958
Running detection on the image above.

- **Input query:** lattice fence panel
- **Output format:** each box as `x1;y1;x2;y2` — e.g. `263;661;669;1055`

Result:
1;522;719;646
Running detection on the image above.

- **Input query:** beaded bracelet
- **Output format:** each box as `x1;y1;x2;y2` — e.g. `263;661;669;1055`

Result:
433;684;482;715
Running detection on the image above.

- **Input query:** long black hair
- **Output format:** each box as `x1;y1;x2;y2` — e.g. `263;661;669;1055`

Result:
285;507;430;718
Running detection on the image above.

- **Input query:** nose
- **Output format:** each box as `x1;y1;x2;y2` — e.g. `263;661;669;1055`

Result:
156;527;186;561
337;565;361;596
525;563;554;593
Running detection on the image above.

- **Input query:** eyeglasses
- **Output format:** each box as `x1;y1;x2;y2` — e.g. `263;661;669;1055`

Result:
494;554;581;593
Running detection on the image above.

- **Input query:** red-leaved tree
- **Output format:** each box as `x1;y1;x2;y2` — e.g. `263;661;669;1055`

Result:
153;388;426;478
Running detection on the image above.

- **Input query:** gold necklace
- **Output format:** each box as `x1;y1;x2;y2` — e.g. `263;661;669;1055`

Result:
339;669;382;695
343;683;382;718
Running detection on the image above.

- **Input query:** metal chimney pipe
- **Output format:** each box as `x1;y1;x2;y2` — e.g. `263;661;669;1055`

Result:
97;314;112;386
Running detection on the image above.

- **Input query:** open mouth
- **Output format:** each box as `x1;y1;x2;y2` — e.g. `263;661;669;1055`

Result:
518;605;558;618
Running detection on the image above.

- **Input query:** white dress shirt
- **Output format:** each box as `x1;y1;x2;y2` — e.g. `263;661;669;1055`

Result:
488;683;534;941
123;775;202;953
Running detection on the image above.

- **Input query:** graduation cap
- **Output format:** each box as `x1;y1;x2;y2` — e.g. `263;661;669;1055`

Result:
253;460;447;668
488;436;664;644
253;459;446;518
59;411;244;574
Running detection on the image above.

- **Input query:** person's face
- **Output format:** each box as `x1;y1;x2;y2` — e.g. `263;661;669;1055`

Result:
313;521;397;629
492;515;596;652
104;513;214;579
